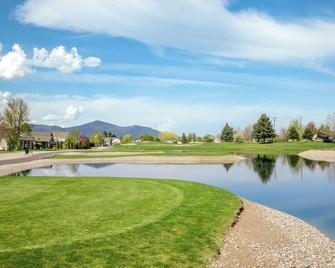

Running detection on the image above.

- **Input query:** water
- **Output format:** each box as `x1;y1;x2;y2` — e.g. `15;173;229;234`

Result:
11;155;335;240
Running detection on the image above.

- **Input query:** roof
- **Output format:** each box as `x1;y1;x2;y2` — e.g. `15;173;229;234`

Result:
32;132;69;142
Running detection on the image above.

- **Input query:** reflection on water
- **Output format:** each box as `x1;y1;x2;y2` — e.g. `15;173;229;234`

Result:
251;155;276;184
8;155;335;240
223;163;234;172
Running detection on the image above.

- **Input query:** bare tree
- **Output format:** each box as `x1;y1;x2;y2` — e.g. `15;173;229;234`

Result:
279;127;288;142
3;98;30;150
242;125;253;142
0;112;6;140
326;114;335;132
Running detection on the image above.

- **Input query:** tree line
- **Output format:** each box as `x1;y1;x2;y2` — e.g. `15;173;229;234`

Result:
0;97;333;151
177;113;335;144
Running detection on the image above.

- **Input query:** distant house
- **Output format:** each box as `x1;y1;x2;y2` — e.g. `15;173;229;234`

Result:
112;138;121;145
19;135;35;149
103;137;121;146
0;132;69;151
32;132;69;149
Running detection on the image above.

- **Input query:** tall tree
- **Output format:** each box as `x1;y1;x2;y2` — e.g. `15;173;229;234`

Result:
0;112;7;141
279;127;288;142
3;98;30;150
287;125;299;141
305;121;317;136
317;124;331;142
326;114;335;140
252;114;276;143
181;133;188;144
302;127;313;141
242;125;253;142
66;128;80;149
288;120;302;139
221;123;234;142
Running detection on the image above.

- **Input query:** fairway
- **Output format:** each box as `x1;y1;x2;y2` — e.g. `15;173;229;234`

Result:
51;142;335;160
0;177;240;267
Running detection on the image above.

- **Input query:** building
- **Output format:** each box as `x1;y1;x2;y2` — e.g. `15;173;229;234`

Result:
103;137;121;146
32;132;69;149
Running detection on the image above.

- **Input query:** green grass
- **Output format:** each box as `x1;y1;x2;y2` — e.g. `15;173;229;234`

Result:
0;177;240;267
51;153;152;160
108;142;335;156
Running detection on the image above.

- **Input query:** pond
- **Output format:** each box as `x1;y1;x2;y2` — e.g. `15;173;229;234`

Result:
11;155;335;240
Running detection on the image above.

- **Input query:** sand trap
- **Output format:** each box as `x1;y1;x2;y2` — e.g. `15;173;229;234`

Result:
298;150;335;163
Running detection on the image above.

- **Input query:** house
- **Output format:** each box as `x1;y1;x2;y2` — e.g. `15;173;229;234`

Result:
19;135;35;149
32;132;69;149
112;138;121;144
103;137;121;146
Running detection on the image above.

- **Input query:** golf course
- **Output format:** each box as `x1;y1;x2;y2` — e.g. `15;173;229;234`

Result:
0;177;240;267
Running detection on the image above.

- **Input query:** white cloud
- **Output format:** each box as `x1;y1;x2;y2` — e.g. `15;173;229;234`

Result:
32;46;101;73
41;105;84;122
15;0;335;63
0;44;31;79
41;113;61;121
64;104;84;120
0;91;11;104
155;119;175;132
83;57;101;67
0;43;101;79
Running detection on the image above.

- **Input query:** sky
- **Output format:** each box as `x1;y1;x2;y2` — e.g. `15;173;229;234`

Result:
0;0;335;134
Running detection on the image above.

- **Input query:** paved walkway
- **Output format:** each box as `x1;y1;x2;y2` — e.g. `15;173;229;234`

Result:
0;152;54;166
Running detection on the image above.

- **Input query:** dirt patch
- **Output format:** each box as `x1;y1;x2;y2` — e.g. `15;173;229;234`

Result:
298;150;335;163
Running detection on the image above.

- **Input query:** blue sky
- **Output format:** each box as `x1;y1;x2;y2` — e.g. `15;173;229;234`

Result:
0;0;335;134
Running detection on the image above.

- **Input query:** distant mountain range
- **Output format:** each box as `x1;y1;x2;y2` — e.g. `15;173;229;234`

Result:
32;120;160;139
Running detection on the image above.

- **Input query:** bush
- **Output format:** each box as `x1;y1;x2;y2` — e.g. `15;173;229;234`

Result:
235;135;244;143
203;134;215;143
122;134;133;143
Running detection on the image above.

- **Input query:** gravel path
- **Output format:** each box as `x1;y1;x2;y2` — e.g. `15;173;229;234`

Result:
210;199;335;268
0;152;54;165
299;150;335;163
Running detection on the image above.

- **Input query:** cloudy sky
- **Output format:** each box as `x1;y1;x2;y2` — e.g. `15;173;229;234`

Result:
0;0;335;134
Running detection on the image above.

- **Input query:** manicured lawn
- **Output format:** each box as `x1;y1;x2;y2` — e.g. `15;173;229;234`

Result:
0;177;240;267
47;142;335;160
108;142;335;156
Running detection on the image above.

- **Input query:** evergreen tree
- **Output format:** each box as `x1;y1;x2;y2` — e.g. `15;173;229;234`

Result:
287;126;299;141
181;133;188;144
221;123;234;142
252;114;276;143
302;127;313;141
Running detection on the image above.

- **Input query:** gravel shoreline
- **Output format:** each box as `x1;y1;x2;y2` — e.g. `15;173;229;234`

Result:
210;199;335;268
299;150;335;163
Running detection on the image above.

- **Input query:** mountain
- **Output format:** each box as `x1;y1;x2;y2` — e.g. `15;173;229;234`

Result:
32;120;160;139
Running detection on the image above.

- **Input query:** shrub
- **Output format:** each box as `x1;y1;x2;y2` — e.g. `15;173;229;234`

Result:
122;134;133;143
